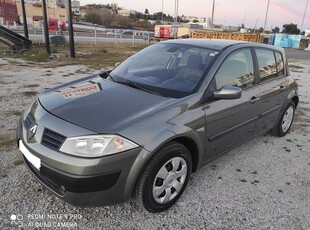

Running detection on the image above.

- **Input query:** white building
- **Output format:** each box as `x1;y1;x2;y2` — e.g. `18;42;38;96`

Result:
182;16;206;23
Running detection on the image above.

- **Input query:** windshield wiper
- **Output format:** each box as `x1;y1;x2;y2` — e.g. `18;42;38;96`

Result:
99;71;116;82
119;81;161;96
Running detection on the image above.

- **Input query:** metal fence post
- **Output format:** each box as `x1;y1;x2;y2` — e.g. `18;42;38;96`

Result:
95;27;97;45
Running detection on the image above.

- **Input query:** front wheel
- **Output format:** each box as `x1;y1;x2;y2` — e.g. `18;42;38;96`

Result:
134;141;192;213
270;101;296;137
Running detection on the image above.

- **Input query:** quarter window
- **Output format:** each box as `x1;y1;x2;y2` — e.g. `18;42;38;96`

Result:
214;49;254;90
256;49;278;82
275;52;285;76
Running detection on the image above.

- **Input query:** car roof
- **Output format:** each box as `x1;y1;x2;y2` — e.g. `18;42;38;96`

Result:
162;38;283;52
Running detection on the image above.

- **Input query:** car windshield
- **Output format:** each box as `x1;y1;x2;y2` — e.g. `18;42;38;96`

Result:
110;43;219;98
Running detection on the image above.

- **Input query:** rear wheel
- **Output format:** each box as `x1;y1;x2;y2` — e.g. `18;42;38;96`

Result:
270;101;295;137
134;141;192;213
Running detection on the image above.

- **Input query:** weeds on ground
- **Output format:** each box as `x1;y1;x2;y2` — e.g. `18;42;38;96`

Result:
13;158;24;166
0;45;50;62
23;48;50;62
25;84;40;88
54;43;148;69
4;109;23;117
0;78;6;85
22;91;38;97
289;64;304;69
0;133;16;150
0;42;147;69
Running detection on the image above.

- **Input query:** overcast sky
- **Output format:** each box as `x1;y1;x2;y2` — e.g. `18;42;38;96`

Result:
79;0;310;30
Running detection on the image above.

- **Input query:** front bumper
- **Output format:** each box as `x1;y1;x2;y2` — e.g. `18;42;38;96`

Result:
17;101;150;206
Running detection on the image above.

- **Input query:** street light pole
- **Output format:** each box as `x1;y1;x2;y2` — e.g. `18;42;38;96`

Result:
176;0;179;22
243;11;250;28
174;0;176;23
263;0;270;33
211;0;215;31
301;0;309;34
162;0;164;21
174;0;179;23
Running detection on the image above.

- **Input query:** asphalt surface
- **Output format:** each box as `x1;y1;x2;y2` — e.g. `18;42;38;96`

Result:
0;49;310;229
285;48;310;60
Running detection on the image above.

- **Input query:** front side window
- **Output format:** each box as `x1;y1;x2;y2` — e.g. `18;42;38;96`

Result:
214;49;254;90
256;49;278;82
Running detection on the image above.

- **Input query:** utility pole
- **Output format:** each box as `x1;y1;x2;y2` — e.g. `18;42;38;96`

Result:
243;12;250;28
263;0;270;33
253;18;258;33
67;0;75;58
174;0;177;23
162;0;164;21
301;0;309;34
211;0;215;31
42;0;51;54
21;0;28;38
176;0;179;22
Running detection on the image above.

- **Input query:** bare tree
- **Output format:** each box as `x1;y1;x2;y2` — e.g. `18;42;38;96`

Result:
111;3;118;14
84;8;116;27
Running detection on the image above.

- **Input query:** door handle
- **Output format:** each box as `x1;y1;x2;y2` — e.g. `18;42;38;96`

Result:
249;96;260;104
280;85;287;92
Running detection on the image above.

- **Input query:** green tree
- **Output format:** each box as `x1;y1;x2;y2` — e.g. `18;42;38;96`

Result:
282;23;300;34
144;9;149;20
111;3;118;14
84;12;102;25
272;26;280;33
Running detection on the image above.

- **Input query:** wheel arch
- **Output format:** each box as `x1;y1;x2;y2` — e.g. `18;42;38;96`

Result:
291;95;299;108
173;136;199;172
128;130;203;200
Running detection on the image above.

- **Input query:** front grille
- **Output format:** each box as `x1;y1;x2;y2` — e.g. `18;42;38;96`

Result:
23;112;35;129
41;128;66;151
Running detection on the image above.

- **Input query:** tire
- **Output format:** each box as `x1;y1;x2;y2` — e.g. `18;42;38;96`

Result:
270;101;295;137
134;141;192;213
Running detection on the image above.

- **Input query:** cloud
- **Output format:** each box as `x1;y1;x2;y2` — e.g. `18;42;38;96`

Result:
271;3;302;18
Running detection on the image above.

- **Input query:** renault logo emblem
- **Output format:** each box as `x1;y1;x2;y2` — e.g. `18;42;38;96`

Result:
27;124;38;140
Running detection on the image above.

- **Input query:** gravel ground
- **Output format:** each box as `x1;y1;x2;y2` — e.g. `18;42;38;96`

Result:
0;50;310;230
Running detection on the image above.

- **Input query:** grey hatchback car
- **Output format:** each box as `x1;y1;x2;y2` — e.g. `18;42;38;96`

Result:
17;39;298;212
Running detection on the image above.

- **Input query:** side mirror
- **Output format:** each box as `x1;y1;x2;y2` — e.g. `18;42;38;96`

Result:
114;62;121;68
213;86;242;99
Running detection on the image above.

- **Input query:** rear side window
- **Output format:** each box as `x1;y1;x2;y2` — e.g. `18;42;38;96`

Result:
275;52;285;76
214;49;254;90
256;49;278;82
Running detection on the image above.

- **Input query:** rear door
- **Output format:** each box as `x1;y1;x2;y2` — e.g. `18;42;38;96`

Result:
204;48;261;161
255;49;290;131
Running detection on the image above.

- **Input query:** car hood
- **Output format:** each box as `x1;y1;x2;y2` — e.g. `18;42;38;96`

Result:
39;76;174;133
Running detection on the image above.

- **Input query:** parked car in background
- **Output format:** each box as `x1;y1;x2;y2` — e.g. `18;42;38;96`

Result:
143;32;155;41
121;31;133;36
17;39;298;212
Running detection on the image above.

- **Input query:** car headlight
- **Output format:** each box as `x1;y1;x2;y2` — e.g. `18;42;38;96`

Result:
59;135;139;157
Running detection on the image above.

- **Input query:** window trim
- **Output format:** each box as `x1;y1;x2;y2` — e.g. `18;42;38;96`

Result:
274;51;285;77
254;48;285;84
212;47;257;91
